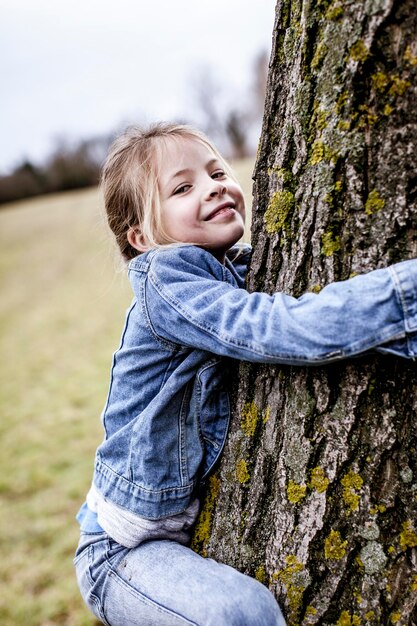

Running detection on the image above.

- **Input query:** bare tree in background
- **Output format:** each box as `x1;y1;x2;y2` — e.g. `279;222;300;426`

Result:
192;50;269;158
193;0;417;623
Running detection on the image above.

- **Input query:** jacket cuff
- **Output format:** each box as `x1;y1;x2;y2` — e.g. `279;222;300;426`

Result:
389;259;417;333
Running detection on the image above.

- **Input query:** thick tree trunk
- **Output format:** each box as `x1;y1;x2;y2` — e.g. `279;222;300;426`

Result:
192;0;417;623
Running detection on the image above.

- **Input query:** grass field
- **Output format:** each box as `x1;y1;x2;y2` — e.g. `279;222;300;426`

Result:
0;159;254;626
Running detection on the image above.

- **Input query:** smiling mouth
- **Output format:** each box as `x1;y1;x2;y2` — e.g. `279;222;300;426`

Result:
204;203;236;221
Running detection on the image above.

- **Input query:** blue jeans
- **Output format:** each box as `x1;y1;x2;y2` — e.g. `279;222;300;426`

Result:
74;532;286;626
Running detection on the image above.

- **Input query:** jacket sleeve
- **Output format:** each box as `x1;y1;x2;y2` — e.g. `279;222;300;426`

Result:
145;247;417;364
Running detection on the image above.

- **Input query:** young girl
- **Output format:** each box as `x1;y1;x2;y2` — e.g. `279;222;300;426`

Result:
74;123;417;626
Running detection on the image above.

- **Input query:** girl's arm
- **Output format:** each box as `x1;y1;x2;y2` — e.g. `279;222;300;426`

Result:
139;247;417;364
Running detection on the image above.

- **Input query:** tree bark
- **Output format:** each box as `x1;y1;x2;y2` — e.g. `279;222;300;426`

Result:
192;0;417;623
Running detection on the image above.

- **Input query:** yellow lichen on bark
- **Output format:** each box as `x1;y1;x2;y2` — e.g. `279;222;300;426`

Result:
404;45;417;66
287;480;307;503
241;401;259;437
321;231;342;256
191;474;221;555
255;565;268;585
336;611;361;626
310;466;330;493
399;520;417;550
341;469;363;511
349;40;369;62
365;189;385;215
325;529;348;559
275;555;306;621
236;459;251;484
264;190;295;234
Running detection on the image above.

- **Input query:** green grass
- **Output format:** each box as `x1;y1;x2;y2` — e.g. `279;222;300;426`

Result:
0;159;254;626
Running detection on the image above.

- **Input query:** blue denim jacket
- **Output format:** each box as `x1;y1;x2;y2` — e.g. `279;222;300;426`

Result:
80;245;417;528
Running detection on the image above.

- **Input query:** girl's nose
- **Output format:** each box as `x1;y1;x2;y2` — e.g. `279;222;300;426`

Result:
206;180;227;199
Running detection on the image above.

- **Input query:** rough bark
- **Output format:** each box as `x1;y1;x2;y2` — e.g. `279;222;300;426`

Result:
192;0;417;624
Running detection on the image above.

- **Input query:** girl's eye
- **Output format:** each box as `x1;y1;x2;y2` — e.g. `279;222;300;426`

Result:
173;184;191;195
212;170;226;180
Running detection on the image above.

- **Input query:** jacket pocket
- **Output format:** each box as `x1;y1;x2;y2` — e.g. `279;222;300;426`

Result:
195;360;231;478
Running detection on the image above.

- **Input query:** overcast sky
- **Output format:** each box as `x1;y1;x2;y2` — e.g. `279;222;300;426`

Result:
0;0;276;174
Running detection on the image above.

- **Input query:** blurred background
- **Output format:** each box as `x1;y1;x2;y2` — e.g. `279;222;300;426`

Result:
0;1;274;624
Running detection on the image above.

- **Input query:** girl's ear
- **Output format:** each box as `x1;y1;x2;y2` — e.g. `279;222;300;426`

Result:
127;227;149;253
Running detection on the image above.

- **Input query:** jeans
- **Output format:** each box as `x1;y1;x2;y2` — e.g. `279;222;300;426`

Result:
74;532;286;626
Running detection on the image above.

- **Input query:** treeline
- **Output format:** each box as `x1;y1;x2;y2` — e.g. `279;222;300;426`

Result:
0;136;110;205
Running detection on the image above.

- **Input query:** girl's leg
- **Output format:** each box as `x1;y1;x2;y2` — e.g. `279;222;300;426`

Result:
74;532;286;626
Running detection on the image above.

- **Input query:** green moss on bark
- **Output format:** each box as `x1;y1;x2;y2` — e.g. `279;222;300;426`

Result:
264;190;295;234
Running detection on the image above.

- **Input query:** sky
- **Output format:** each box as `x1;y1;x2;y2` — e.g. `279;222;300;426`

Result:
0;0;276;174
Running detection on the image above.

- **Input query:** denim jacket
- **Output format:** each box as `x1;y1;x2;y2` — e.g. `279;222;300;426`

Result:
81;245;417;526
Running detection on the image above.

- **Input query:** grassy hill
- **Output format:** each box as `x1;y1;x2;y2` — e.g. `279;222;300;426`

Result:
0;158;254;626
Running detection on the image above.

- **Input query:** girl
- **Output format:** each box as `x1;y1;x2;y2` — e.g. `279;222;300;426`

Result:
74;123;417;626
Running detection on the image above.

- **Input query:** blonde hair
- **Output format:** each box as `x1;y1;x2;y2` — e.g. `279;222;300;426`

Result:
101;122;235;261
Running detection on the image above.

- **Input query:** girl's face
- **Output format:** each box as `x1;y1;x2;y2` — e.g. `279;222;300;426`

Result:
157;137;246;262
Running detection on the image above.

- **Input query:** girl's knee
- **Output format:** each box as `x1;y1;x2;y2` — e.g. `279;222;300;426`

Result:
239;578;285;626
210;572;285;626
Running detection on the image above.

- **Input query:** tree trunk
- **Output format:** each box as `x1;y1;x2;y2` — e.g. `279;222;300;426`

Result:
192;0;417;623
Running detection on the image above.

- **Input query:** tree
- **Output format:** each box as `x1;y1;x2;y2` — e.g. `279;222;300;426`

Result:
192;0;417;623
